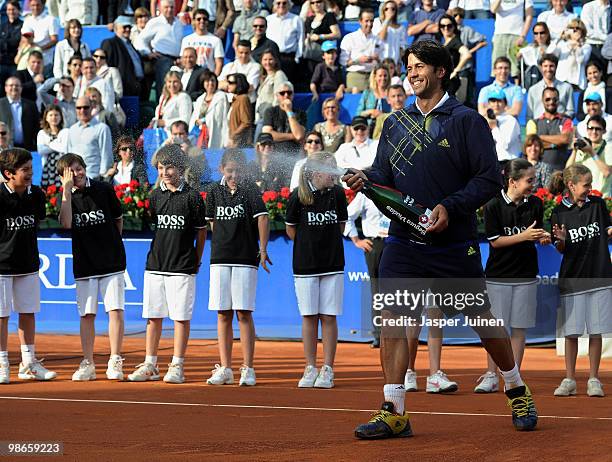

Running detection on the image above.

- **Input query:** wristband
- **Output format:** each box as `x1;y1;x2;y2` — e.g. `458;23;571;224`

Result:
286;111;295;118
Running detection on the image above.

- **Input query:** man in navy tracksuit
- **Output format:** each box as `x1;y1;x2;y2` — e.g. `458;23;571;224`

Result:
345;40;538;440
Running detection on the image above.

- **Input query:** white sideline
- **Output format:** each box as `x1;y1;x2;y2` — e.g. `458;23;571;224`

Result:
0;396;610;421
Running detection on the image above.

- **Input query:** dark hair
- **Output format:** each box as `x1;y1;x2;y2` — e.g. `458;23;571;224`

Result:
0;148;32;177
305;130;323;144
539;53;558;66
6;0;22;10
542;86;559;98
388;83;406;94
449;6;464;17
221;148;247;167
114;135;138;159
65;18;83;40
253;15;267;23
549;165;591;195
193;8;209;19
201;69;218;91
68;55;83;66
28;50;43;61
56;153;86;176
588;114;606;130
503;158;533;189
523;134;543;156
170;120;189;133
585;60;603;75
41;104;64;132
60;75;74;86
532;22;551;45
359;8;375;19
154;144;187;171
438;14;458;33
259;50;279;72
230;73;249;95
81;57;95;65
237;39;251;49
405;40;453;90
493;56;511;68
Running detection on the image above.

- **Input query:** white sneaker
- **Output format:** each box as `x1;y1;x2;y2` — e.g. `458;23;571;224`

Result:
106;357;124;380
426;370;458;393
314;365;334;389
404;369;418;392
239;366;256;386
18;359;57;381
72;359;96;381
587;378;604;397
0;362;9;384
127;362;160;382
163;363;185;384
474;371;499;393
298;365;319;388
554;378;577;396
206;364;234;385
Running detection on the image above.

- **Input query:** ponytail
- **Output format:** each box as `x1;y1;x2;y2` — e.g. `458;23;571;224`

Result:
503;158;533;190
548;171;565;195
297;151;337;206
548;164;592;195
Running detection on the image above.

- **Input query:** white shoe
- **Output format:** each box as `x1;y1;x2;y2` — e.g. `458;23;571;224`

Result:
163;363;185;384
106;357;124;380
474;371;499;393
298;365;319;388
426;370;458;393
314;365;334;389
404;369;418;392
587;378;604;397
127;362;160;382
18;359;57;381
239;366;256;386
206;364;234;385
554;378;577;396
72;359;96;381
0;362;9;384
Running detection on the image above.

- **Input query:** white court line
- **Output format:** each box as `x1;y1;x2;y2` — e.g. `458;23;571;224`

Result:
0;396;610;421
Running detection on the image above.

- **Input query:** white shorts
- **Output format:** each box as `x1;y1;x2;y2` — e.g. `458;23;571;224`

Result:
0;273;40;317
294;274;344;316
486;281;537;330
142;272;196;321
208;265;257;311
76;273;125;317
558;288;612;337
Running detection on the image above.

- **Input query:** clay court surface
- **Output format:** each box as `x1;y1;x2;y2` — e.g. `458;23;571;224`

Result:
0;334;610;461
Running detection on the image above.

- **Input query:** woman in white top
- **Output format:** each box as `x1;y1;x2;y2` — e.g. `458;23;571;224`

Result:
189;70;229;149
546;19;592;90
536;0;576;40
372;0;407;66
53;19;91;78
37;105;69;188
93;48;124;102
255;50;288;125
580;61;607;115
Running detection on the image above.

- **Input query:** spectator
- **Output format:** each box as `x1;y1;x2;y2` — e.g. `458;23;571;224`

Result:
566;114;611;194
163;120;212;189
107;136;150;187
266;0;304;86
310;41;345;102
137;0;184;100
356;64;391;130
227;73;254;147
448;0;490;19
303;0;341;76
0;122;12;151
130;7;151;44
102;16;145;99
249;132;287;192
523;134;554;189
438;14;472;99
178;47;207;101
22;0;60;76
15;50;44;107
189;70;229;149
74;57;115;114
149;0;189;19
485;88;522;163
214;0;236;41
576;92;612;142
0;77;40;151
180;9;224;75
37;104;68;188
580;0;610;54
490;0;533;79
108;0;145;25
250;16;282;64
382;57;402;85
94;48;124;103
478;57;523;117
344;0;371;20
262;81;306;156
546;19;592;90
577;61;608;119
86;86;120;138
218;39;261;103
14;28;43;72
340;9;382;93
372;83;405;140
537;0;576;40
66;96;113;179
232;0;268;50
313;96;350;152
289;129;325;190
53;19;91;79
68;55;83;84
256;50;288;129
151;70;193;130
527;53;575;119
59;0;98;27
407;0;444;43
525;86;573;171
0;0;23;96
372;0;407;66
517;22;551;89
37;76;77;127
334;115;378;170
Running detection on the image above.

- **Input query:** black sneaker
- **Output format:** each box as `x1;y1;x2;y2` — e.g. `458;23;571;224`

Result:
506;384;538;431
354;402;413;439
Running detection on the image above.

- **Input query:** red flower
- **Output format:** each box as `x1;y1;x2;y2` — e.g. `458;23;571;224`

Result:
590;189;603;197
124;196;133;204
276;201;283;210
344;188;356;204
200;191;207;201
555;195;563;204
144;199;150;209
47;185;57;195
129;179;140;189
59;186;63;192
280;187;290;199
49;196;57;206
116;191;124;199
262;191;278;203
137;200;145;208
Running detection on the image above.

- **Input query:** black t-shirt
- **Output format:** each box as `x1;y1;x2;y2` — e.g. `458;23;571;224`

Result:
0;184;45;275
285;184;348;276
206;179;268;267
484;192;543;281
305;13;338;39
551;196;612;295
311;62;343;93
262;106;307;156
146;182;207;275
68;179;126;279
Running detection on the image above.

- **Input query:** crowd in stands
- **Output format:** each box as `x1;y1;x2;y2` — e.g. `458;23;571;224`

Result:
0;0;610;195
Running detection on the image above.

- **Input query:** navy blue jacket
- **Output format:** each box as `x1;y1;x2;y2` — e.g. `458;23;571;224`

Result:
366;95;502;246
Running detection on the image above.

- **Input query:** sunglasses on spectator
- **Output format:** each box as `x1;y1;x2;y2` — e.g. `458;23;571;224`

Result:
533;30;547;35
544;97;558;102
353;126;367;131
454;13;464;18
59;82;73;87
439;23;453;29
384;6;396;10
324;106;338;110
587;126;603;131
195;16;209;20
0;131;7;136
253;24;266;28
119;146;135;151
306;139;321;144
275;1;287;5
311;1;323;4
278;90;293;96
93;54;106;59
76;105;91;110
227;80;236;84
122;25;132;29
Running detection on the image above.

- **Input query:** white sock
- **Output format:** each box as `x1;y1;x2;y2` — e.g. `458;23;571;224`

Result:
383;384;406;414
109;354;122;361
21;344;35;366
500;364;524;389
0;351;8;363
171;356;184;365
145;355;157;366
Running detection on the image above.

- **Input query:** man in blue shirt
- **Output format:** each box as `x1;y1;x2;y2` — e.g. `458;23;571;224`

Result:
477;56;524;117
407;0;445;43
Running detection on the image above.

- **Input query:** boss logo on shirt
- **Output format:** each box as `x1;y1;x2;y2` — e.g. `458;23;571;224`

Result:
216;204;245;220
73;210;106;227
567;222;600;243
157;214;186;229
307;210;338;226
503;226;527;236
5;215;36;230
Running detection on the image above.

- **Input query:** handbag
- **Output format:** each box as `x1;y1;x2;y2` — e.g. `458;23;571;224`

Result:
303;39;323;61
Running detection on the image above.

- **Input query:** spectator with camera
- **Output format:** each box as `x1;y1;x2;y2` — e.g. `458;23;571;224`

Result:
546;19;592;90
485;88;521;165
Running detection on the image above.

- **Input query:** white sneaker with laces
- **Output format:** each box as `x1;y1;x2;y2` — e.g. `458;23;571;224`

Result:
206;364;234;385
127;362;160;382
163;363;185;384
404;369;418;392
554;378;577;396
239;366;256;386
72;359;96;381
426;370;458;393
314;365;334;389
18;359;57;381
0;362;9;384
106;357;124;380
587;378;604;397
474;371;499;393
298;365;319;388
